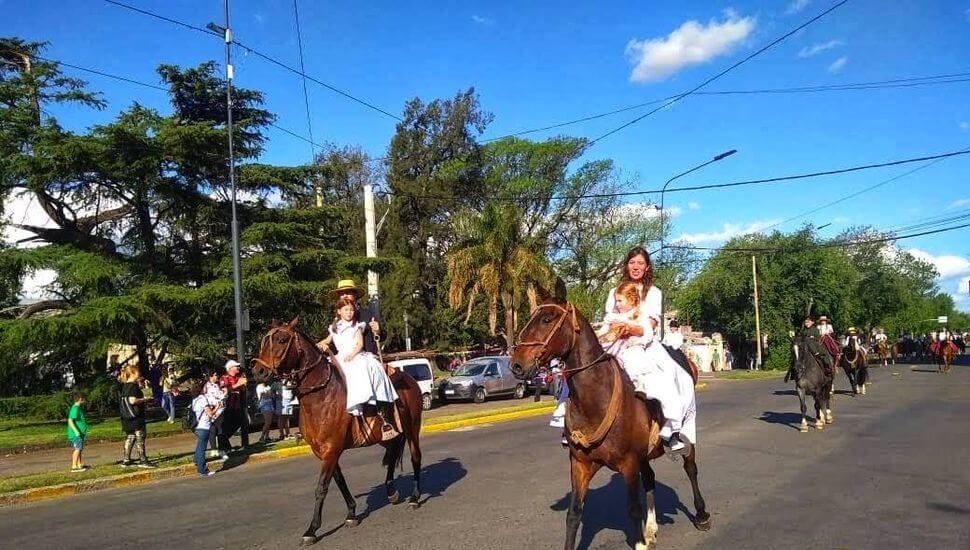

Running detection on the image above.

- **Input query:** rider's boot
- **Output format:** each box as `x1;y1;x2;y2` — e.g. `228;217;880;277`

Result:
377;402;398;438
663;433;688;457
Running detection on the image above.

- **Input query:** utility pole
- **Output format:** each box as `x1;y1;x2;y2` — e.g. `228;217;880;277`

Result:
752;255;762;370
213;0;247;364
363;182;379;299
403;312;411;352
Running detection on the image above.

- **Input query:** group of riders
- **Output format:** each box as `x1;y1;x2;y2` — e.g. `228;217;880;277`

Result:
797;313;963;376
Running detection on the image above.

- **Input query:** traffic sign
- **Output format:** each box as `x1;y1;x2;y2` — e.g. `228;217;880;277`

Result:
937;316;948;324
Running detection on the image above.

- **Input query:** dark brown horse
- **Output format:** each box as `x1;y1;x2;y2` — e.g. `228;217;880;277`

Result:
937;343;955;374
510;286;710;550
839;338;868;395
252;319;424;545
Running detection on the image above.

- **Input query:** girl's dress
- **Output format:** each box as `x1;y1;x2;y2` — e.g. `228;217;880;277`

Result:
329;319;399;415
604;284;697;445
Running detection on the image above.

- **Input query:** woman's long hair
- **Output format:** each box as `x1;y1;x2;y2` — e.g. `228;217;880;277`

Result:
620;245;655;291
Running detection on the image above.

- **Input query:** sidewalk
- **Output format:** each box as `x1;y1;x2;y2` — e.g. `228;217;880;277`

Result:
0;396;556;479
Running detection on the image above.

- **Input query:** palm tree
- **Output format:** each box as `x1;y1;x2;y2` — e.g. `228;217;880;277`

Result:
447;203;550;348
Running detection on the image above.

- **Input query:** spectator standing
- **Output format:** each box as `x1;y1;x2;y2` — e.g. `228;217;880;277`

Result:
256;380;277;444
279;380;298;440
203;369;227;459
191;385;217;477
66;391;88;472
218;360;249;452
119;366;154;468
161;368;179;423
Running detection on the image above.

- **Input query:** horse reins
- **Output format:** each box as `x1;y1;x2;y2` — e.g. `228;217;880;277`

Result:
515;303;610;378
252;327;333;398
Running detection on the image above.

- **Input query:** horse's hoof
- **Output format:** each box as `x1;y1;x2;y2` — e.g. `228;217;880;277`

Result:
387;492;400;504
408;499;421;509
301;536;318;546
815;421;824;430
799;423;808;433
696;516;713;531
345;518;359;528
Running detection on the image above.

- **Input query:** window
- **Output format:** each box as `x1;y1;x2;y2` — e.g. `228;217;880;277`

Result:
403;363;431;381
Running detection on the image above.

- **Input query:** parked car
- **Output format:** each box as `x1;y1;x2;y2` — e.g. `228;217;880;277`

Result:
438;356;525;403
389;358;436;411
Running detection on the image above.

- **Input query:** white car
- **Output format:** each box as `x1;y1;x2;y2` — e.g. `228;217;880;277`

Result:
388;358;436;410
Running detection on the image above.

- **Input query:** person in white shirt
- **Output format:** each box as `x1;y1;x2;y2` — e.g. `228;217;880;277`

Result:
202;370;227;459
191;387;218;477
663;320;685;350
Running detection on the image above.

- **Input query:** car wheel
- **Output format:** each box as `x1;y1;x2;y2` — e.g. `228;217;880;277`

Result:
513;384;525;399
473;387;486;403
421;393;433;411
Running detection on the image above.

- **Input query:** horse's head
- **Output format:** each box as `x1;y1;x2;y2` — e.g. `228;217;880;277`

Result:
510;280;577;380
252;317;308;381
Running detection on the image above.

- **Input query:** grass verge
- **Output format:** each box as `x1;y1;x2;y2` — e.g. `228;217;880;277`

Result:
715;370;786;380
0;416;185;454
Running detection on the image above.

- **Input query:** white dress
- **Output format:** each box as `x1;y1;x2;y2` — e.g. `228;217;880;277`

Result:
330;320;399;415
604;285;697;444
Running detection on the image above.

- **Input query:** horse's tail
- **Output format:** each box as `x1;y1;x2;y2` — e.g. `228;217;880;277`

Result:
382;433;406;472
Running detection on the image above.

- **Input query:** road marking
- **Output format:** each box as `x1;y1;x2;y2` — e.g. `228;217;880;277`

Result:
450;423;494;432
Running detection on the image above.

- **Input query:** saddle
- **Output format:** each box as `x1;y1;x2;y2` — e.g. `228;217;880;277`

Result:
348;365;405;447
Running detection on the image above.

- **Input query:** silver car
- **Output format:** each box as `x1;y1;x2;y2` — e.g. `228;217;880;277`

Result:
438;356;526;403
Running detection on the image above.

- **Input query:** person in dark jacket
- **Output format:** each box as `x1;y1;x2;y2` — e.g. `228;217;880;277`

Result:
119;365;155;468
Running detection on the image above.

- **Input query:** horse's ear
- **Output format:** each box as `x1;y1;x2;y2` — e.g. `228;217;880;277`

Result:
554;277;568;304
534;282;553;304
270;318;280;329
288;316;300;328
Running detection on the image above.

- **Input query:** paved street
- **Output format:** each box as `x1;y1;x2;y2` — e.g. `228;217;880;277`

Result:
2;363;968;550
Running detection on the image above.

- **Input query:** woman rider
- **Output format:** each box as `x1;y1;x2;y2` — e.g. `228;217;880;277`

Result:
604;246;696;456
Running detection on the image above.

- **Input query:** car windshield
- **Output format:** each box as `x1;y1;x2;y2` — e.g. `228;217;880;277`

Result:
402;364;431;381
454;362;489;377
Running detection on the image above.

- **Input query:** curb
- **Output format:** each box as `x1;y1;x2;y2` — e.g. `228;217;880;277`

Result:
0;404;556;508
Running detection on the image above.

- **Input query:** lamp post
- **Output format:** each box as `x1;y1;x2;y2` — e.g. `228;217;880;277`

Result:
656;149;737;335
209;3;246;365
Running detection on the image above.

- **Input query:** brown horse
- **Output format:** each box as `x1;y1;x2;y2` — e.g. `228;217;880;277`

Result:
252;319;424;545
937;343;955;374
875;340;894;366
510;286;710;550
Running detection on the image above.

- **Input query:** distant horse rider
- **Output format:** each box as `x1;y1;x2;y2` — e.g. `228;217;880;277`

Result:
801;315;834;374
843;327;866;357
817;315;841;366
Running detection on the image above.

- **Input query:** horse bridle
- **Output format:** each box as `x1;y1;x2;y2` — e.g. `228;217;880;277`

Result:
514;303;609;378
252;326;331;396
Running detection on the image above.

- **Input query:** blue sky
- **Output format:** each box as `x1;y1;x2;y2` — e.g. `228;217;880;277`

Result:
5;0;970;308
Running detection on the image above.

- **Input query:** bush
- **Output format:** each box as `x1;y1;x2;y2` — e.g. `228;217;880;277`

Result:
83;375;120;416
0;392;74;421
764;345;791;371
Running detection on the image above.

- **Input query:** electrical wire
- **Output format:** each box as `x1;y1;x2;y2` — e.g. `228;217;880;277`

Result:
291;0;317;159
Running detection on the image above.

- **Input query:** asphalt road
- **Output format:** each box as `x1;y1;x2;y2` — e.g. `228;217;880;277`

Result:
2;363;968;550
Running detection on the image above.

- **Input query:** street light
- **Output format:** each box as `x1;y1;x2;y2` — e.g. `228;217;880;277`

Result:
656;149;737;335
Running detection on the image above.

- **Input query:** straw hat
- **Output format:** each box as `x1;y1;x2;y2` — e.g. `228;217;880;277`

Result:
330;279;363;299
818;315;829;323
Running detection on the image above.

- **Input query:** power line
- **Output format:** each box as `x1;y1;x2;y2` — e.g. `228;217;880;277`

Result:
760;148;970;232
103;0;401;121
584;0;850;148
483;72;970;142
291;0;317;159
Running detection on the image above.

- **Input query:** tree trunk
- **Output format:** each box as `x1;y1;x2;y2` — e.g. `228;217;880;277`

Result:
502;291;515;350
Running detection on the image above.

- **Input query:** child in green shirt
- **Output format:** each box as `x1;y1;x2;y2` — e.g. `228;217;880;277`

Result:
67;391;88;472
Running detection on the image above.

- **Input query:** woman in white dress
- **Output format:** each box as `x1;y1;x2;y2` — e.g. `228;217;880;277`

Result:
318;295;399;419
604;246;696;455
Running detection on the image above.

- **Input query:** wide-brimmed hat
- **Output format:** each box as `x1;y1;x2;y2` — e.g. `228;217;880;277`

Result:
818;315;829;323
330;279;363;299
847;327;858;334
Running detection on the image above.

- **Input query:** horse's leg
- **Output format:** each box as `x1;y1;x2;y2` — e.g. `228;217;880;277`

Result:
814;393;824;430
331;465;358;527
303;458;337;544
797;385;808;432
825;381;834;424
640;461;658;549
683;446;712;530
859;368;868;395
406;429;423;508
564;457;597;550
620;461;647;550
382;435;406;504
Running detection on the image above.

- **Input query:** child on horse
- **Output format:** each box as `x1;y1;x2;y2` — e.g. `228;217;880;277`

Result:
603;278;696;456
317;295;398;433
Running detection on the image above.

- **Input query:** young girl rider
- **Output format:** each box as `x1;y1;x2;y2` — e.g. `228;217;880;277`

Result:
318;295;398;433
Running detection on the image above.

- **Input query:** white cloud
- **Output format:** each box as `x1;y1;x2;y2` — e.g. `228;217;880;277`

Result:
626;12;756;82
626;203;682;219
960;122;969;131
787;0;811;14
797;39;844;58
828;56;848;73
688;201;701;211
908;248;970;312
949;198;970;209
253;12;264;24
831;215;851;224
676;219;781;244
471;14;493;26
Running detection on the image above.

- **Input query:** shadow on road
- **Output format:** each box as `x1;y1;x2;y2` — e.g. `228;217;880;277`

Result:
927;501;970;514
910;368;940;373
756;411;805;430
549;472;687;550
355;457;468;518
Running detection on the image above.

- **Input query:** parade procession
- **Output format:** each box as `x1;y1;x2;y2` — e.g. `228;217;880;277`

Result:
2;1;969;549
